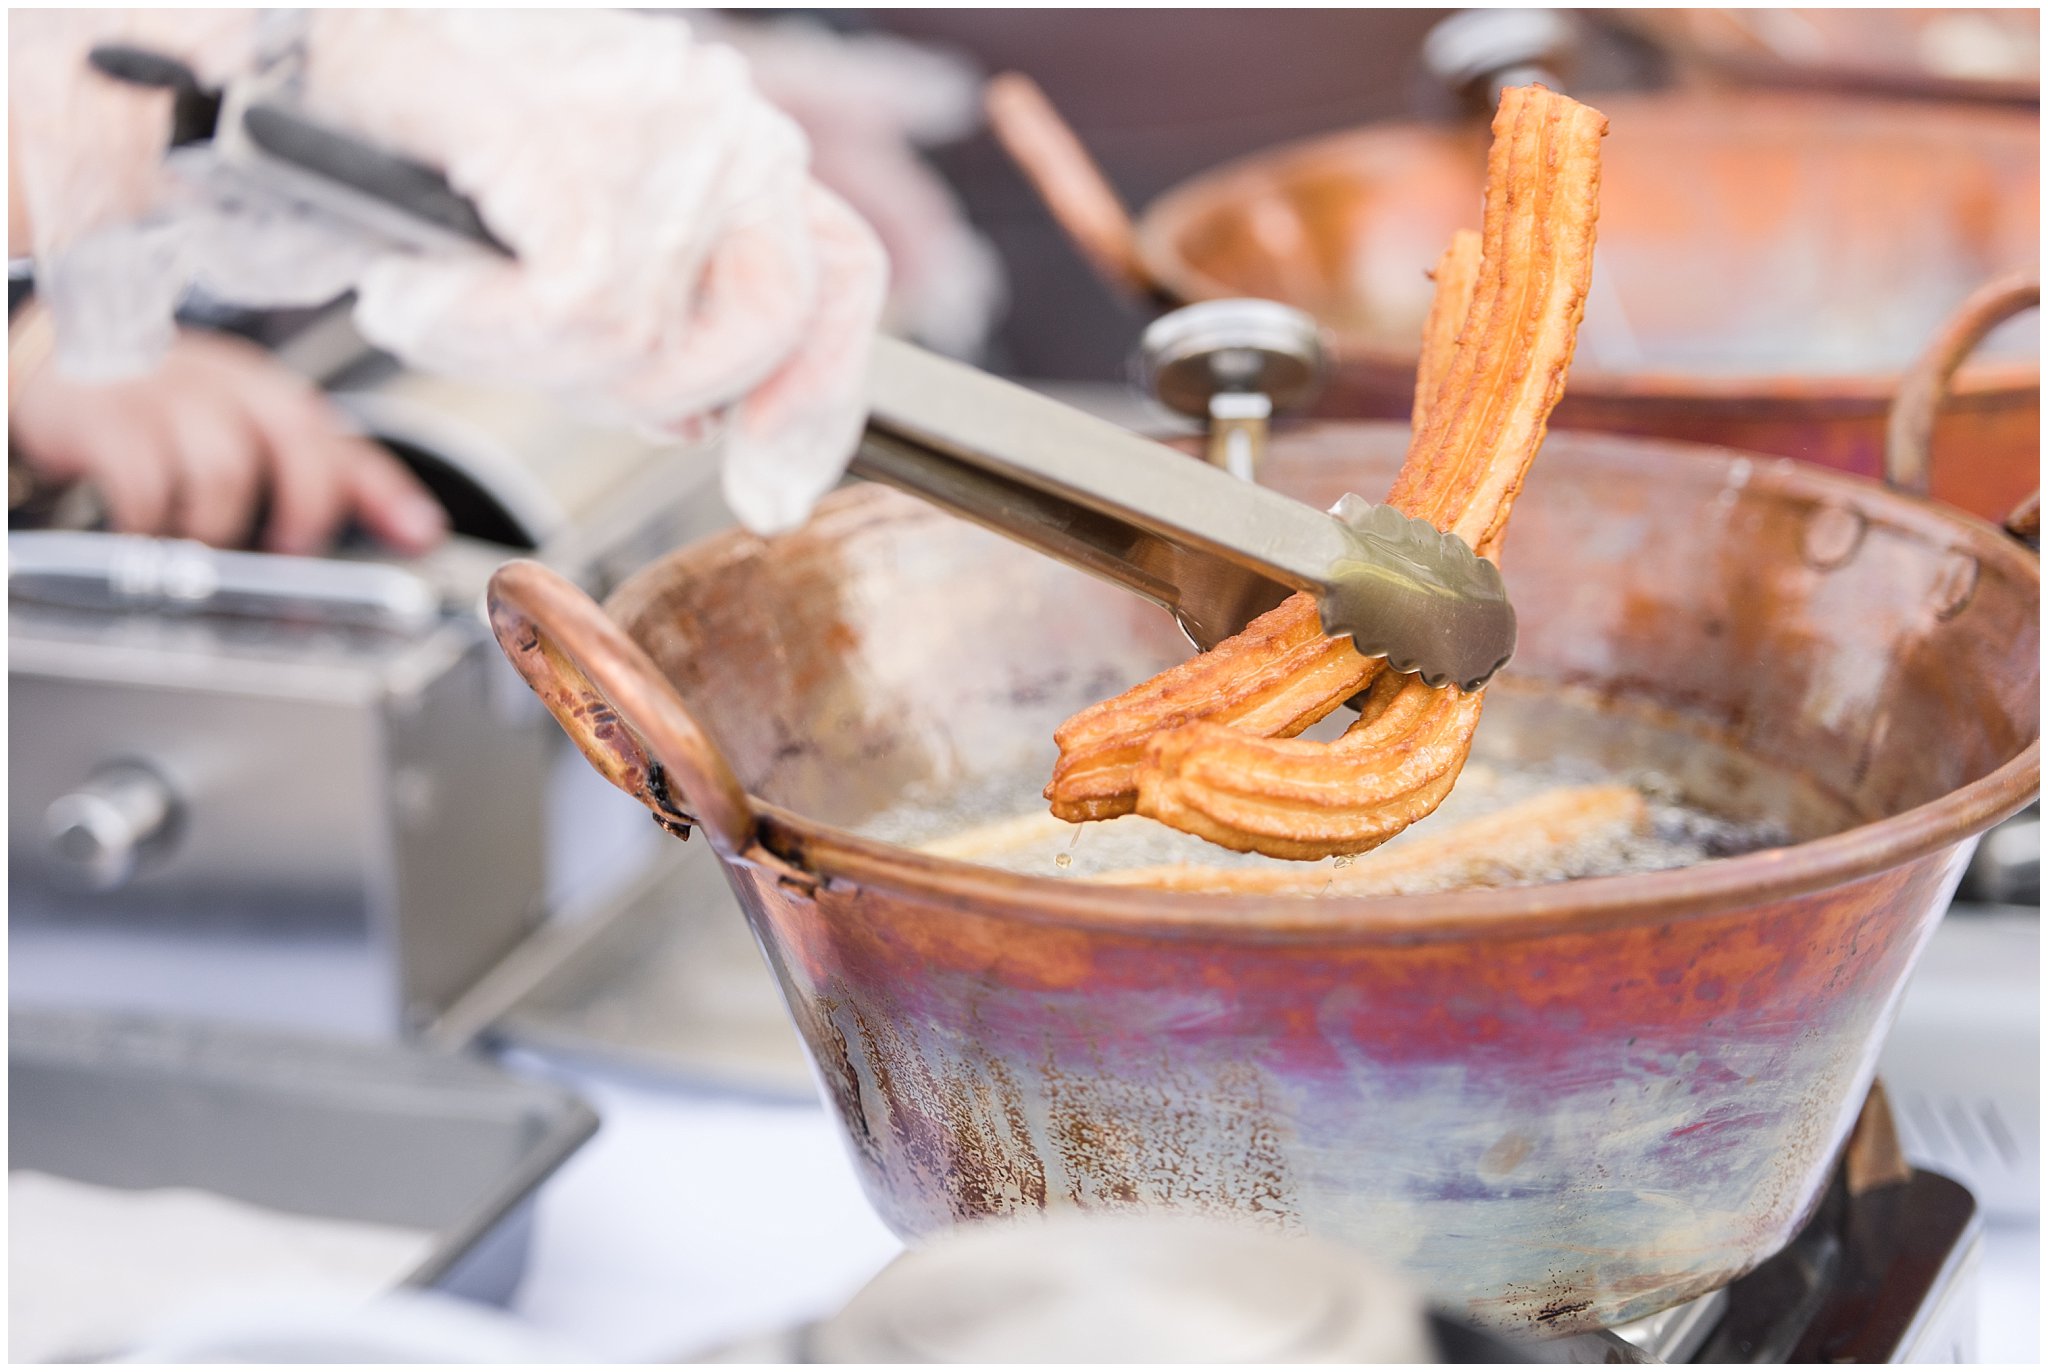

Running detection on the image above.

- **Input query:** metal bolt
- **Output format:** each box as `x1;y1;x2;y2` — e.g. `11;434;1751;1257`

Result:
1801;504;1867;570
1928;551;1980;621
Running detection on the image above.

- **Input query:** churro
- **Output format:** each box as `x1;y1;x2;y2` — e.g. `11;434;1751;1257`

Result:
1045;85;1608;859
1411;228;1482;434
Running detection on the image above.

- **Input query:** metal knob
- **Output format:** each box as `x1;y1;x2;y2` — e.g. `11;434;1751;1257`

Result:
1423;8;1577;112
1137;299;1327;481
43;762;180;893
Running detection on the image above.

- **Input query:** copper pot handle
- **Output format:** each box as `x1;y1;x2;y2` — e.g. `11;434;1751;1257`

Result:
1885;269;2040;540
985;72;1161;305
486;559;756;857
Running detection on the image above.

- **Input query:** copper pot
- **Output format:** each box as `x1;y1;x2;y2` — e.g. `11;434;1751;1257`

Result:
990;83;2039;523
486;311;2037;1336
1614;9;2041;106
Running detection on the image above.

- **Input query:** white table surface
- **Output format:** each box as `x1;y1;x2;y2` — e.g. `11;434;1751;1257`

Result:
501;1059;902;1361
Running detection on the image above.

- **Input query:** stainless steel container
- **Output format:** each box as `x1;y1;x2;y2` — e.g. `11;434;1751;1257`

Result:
8;1008;598;1312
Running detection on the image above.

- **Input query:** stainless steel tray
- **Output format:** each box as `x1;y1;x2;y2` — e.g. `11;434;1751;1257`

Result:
8;1008;598;1310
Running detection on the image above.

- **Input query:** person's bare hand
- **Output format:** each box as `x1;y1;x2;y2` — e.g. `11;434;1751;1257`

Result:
9;328;448;555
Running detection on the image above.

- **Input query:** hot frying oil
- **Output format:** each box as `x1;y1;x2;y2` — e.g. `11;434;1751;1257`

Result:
856;682;1863;895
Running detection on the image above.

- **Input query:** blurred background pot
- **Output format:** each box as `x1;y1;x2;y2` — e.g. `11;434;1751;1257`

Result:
990;84;2039;523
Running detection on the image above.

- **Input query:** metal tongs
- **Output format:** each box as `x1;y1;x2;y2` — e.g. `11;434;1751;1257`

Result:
856;337;1514;690
88;42;1517;691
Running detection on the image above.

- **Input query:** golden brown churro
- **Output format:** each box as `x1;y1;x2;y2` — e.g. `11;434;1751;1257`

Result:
1044;86;1607;858
1411;228;1483;434
1094;784;1649;895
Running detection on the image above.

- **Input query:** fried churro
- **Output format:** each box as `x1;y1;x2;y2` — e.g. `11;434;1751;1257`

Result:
1045;85;1607;859
1411;228;1483;434
1039;233;1489;828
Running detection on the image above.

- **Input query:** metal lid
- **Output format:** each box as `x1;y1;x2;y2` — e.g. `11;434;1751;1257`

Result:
806;1211;1438;1363
1139;299;1328;419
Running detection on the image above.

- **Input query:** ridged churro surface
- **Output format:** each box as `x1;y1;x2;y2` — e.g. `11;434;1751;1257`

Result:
1045;85;1608;857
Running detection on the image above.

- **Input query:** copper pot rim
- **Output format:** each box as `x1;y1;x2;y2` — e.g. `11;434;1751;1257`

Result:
1134;97;2040;405
1272;337;2043;408
631;443;2040;948
1178;317;2044;407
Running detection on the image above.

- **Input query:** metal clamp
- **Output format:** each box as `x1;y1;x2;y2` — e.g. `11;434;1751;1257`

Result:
1423;8;1579;111
1137;300;1328;480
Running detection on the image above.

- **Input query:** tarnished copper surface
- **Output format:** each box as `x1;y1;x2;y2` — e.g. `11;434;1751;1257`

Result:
490;425;2037;1335
1004;89;2038;522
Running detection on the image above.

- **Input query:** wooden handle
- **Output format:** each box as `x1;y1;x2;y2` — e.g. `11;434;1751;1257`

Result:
985;72;1159;305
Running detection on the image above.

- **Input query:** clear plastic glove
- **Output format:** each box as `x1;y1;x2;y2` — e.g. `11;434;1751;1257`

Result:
10;327;447;555
698;14;1006;360
10;9;891;536
293;10;889;533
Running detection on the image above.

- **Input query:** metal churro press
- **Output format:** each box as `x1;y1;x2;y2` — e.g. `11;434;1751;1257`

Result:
88;43;1518;693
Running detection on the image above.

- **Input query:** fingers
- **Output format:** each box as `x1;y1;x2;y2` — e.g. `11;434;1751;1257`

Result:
10;327;451;556
174;331;446;556
240;397;356;556
186;337;363;556
160;396;264;547
337;439;449;557
246;414;447;558
82;415;176;538
723;187;888;534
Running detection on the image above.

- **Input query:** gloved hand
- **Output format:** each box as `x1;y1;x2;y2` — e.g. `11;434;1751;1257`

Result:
10;325;447;554
9;9;892;536
698;14;1005;361
301;9;890;534
8;12;446;557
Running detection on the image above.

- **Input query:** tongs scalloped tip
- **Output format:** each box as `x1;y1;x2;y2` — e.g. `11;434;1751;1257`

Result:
1318;495;1516;693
